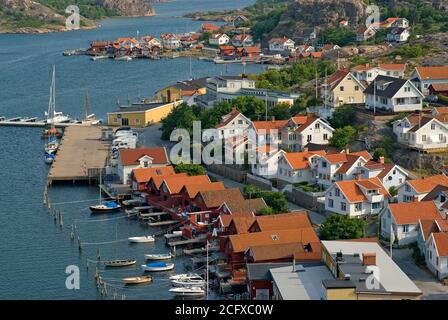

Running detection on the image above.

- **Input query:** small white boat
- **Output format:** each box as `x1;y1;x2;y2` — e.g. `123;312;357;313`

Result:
114;56;132;61
171;278;205;287
122;275;152;285
129;235;155;243
141;262;174;272
144;253;173;260
169;273;202;281
44;152;55;164
169;286;205;297
104;259;136;267
91;55;109;61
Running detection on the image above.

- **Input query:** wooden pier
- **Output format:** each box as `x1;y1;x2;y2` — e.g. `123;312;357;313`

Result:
47;126;110;184
148;220;178;227
0;118;98;128
167;237;207;247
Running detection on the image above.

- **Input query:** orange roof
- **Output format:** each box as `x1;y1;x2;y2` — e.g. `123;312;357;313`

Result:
430;83;448;92
244;46;261;53
202;23;220;31
378;63;406;71
352;64;372;72
228;215;256;234
433;232;448;256
389;201;441;225
283;150;326;170
295;116;321;133
182;181;225;199
407;175;448;193
224;198;267;215
326;69;349;90
249;212;312;232
335;178;389;203
148;172;187;189
228;227;320;253
324;150;371;165
119;147;168;166
132;166;175;183
161;175;210;195
247;242;321;262
252;120;288;134
415;66;448;80
197;188;244;208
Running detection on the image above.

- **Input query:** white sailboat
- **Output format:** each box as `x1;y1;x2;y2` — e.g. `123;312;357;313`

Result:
169;286;205;297
44;66;70;125
89;170;121;213
128;235;155;243
44;66;60;157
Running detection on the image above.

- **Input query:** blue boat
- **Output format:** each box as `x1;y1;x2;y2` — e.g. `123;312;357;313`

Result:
141;262;174;272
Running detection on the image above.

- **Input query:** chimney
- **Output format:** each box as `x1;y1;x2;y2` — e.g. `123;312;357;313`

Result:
303;147;309;152
292;257;296;272
271;116;275;121
362;252;376;266
344;146;349;154
379;156;385;164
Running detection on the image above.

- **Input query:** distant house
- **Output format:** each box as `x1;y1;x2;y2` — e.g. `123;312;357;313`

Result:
139;35;161;48
380;201;443;246
339;20;349;27
160;33;181;49
362;158;410;190
215;107;252;139
296;44;315;54
411;66;448;95
351;63;406;83
237;46;261;58
130;165;175;191
322;69;366;108
201;23;220;33
118;147;169;184
397;175;448;202
232;15;249;27
268;37;295;53
231;34;254;47
386;27;410;42
364;75;424;113
251;120;288;146
321;44;341;52
382;17;409;29
325;177;390;217
209;33;230;46
219;45;236;57
356;25;377;42
276;150;326;185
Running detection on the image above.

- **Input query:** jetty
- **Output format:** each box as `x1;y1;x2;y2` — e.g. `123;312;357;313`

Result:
0;117;95;128
47;126;110;184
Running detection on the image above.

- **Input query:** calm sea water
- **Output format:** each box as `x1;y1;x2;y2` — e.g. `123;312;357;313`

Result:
0;0;260;300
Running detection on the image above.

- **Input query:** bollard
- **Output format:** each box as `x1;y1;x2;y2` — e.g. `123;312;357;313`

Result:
70;225;75;240
59;211;63;229
97;248;101;261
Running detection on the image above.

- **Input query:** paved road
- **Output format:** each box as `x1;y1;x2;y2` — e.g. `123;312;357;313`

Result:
388;247;448;298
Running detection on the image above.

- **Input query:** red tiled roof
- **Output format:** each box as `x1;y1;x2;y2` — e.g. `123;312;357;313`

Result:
415;66;448;80
407;175;448;194
335;178;389;203
197;188;244;209
433;232;448;257
119;147;168;166
215;107;243;129
147;172;187;190
132;166;175;183
161;175;210;195
326;69;349;90
389;201;441;225
283;150;326;170
252;120;288;134
182;181;225;199
248;211;312;232
378;63;406;71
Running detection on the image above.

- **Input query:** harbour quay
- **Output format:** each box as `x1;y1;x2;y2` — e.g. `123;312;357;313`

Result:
47;126;110;184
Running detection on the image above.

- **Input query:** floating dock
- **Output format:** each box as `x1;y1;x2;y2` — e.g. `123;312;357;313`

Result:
47;126;110;184
167;237;207;247
0;118;97;128
148;220;178;227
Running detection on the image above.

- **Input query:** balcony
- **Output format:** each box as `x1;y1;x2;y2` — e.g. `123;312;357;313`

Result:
367;193;384;203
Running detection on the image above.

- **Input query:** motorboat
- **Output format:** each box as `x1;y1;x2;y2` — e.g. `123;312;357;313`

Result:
128;235;155;243
90;200;121;213
114;56;132;61
171;278;205;287
44;152;55;164
104;259;136;267
169;273;202;281
144;253;173;260
169;286;205;297
141;262;174;272
122;275;152;285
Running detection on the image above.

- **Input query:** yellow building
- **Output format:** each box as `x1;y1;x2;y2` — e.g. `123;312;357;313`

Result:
107;101;182;128
323;70;366;108
155;78;208;103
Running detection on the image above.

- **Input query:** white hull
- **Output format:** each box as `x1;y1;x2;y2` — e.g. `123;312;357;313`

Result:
169;287;205;296
144;253;172;260
129;236;155;243
171;280;205;287
169;273;201;281
141;263;174;272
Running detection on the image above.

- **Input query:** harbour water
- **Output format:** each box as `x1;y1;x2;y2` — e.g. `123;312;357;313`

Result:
0;0;261;299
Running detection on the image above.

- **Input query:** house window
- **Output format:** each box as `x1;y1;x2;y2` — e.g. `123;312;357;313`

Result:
422;135;427;142
405;184;411;192
402;225;409;233
322;161;327;168
431;123;436;130
354;85;359;91
238;120;243;124
323;133;328;140
372;202;381;209
307;135;312;142
404;195;413;202
355;203;362;211
328;199;334;208
335;188;340;197
340;202;347;211
340;86;344;92
143;161;149;168
315;123;320;129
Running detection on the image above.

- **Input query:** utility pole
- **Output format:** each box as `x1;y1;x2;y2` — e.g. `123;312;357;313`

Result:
373;78;376;115
265;91;268;121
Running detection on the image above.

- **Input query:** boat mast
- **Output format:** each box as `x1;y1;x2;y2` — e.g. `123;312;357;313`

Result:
99;169;102;205
206;239;209;300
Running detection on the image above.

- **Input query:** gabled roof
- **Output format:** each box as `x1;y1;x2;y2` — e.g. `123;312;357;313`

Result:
378;63;406;71
228;228;320;253
389;201;441;225
364;75;422;99
228;215;256;234
333;178;389;203
120;147;168;166
196;188;245;208
248;211;312;232
282;150;326;170
421;184;448;201
430;84;448;92
407;175;448;194
269;36;293;44
132;166;175;183
161;175;210;195
215;107;247;129
252;120;288;134
181;181;225;199
247;242;321;262
224;198;267;215
414;66;448;80
147;172;187;189
433;232;448;257
419;219;441;242
323;150;372;165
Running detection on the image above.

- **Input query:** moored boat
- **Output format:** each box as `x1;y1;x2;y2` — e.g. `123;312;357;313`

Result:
169;273;202;281
90;201;121;213
171;278;205;287
128;235;155;243
169;286;205;297
144;253;173;260
104;259;136;267
141;262;174;272
45;152;55;164
114;56;132;61
122;275;152;285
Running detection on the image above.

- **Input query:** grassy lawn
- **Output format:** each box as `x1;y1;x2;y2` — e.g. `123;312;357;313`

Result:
293;181;321;193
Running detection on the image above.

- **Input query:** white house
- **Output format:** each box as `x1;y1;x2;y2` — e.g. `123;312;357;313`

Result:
276;150;326;185
322;70;366;108
231;34;253;47
251;120;288;146
118;147;169;184
316;150;372;189
351;64;406;83
160;33;181;49
214;107;252;139
362;159;410;190
209;33;230;46
397;174;448;202
356;25;377;41
281;116;334;152
268;37;295;52
426;231;448;280
386;27;410;42
364;75;424;113
410;66;448;95
325;177;390;217
250;147;284;178
393;114;448;151
380;201;442;246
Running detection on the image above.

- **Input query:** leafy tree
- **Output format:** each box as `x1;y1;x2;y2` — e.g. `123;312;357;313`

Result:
319;215;367;240
330;126;357;149
268;102;291;120
259;207;274;215
393;44;429;58
328;106;355;129
372;148;387;162
174;163;206;176
320;27;357;46
159;103;200;140
389;186;398;197
290;95;308;116
243;184;288;214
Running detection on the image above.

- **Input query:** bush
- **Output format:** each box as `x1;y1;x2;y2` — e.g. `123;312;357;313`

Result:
319;215;367;240
174;163;206;176
243;184;288;214
329;106;355;129
330;126;357;149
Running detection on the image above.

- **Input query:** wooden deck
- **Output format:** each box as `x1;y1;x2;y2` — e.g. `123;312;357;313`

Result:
47;126;110;184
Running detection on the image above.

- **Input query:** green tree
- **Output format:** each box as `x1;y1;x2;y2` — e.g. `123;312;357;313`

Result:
268;102;291;120
243;184;288;214
174;163;206;176
259;207;274;215
389;186;398;197
330;126;357;149
373;148;387;162
290;95;308;116
319;215;367;240
329;106;355;129
159;103;200;140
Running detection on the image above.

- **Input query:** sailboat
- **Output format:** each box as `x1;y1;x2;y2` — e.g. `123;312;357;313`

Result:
44;66;71;125
89;170;121;213
44;66;60;156
104;224;137;267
